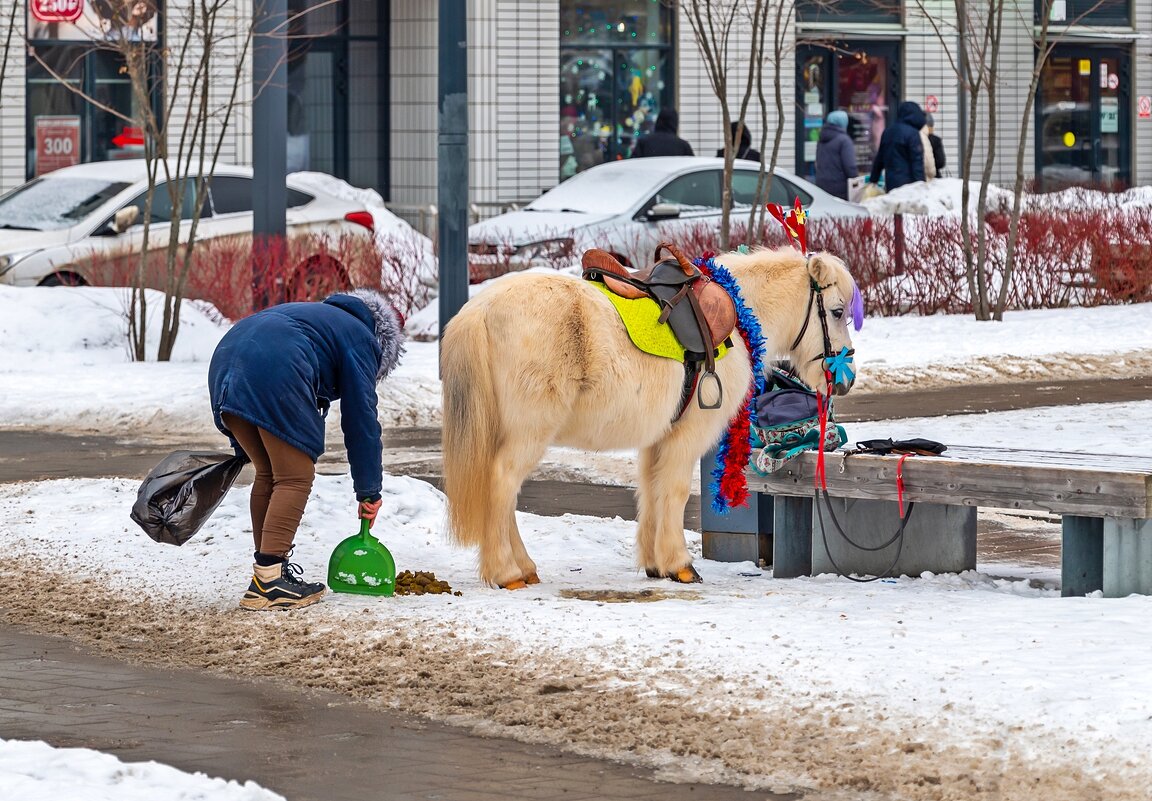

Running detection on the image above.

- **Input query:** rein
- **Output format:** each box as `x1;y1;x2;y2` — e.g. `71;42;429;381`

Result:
790;278;851;367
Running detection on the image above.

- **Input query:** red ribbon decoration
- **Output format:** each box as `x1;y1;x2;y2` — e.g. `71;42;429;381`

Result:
765;197;809;254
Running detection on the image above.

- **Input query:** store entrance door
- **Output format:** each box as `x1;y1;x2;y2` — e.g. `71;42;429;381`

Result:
1037;46;1131;189
795;41;901;181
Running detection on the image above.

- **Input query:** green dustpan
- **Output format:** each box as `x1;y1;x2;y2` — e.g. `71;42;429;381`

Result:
328;518;396;596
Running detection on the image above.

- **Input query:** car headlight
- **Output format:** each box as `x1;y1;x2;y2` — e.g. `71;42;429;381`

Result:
0;250;42;277
513;237;575;263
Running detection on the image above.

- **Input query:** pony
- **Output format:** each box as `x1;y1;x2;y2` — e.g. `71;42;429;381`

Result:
441;246;859;588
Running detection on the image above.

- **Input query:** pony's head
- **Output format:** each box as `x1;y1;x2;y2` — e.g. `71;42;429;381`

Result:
789;252;861;396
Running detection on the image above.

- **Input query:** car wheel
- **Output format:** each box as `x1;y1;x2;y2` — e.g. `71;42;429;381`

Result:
286;256;349;302
39;272;87;287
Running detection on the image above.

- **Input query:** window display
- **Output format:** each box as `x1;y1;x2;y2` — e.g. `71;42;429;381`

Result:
560;1;674;176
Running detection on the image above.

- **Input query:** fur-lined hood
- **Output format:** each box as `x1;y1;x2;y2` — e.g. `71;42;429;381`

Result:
324;289;405;381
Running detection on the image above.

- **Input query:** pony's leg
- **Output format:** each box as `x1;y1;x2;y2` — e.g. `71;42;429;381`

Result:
636;439;702;584
484;436;549;589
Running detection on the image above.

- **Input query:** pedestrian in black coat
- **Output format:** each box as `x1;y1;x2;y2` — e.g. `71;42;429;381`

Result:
869;101;927;191
814;110;857;200
632;108;694;158
714;121;761;162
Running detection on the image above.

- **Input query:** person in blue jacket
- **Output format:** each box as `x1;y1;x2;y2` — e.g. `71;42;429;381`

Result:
208;289;404;610
814;109;858;200
868;100;927;192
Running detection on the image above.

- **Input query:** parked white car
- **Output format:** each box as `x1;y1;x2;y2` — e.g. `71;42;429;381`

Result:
468;156;868;278
0;161;379;317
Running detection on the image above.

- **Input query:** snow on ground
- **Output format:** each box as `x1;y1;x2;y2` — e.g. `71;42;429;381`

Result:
0;738;284;800
4;286;1152;799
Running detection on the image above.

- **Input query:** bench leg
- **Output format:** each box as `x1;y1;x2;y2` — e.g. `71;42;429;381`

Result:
1062;515;1103;597
699;452;772;564
1103;518;1152;598
772;495;813;578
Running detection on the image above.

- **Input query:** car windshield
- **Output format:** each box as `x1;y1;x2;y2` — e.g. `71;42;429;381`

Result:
0;177;130;231
526;166;661;215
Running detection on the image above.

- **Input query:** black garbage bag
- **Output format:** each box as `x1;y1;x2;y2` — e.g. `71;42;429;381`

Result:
130;451;247;545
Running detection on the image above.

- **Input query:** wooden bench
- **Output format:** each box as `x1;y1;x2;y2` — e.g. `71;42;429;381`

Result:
709;446;1152;597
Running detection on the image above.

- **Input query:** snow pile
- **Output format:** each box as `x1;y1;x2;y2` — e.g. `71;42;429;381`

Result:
862;178;1015;217
0;284;226;366
863;177;1152;218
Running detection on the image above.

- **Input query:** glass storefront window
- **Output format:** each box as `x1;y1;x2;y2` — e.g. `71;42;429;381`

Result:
561;2;671;46
560;1;674;176
286;0;388;193
1039;0;1130;26
26;46;147;178
796;1;899;24
795;42;900;181
1037;48;1130;189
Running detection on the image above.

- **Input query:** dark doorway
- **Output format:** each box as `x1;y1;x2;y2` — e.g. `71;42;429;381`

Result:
795;40;901;182
287;0;390;195
1036;45;1131;190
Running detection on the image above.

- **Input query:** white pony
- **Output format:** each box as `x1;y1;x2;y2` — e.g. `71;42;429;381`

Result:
441;246;858;588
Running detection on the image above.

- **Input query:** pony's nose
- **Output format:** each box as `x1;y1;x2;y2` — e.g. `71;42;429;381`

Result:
833;377;854;396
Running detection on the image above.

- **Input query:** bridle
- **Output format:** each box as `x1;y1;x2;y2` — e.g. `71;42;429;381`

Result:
789;278;854;368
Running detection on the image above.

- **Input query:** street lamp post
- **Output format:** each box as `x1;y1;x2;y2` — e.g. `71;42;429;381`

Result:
437;0;469;340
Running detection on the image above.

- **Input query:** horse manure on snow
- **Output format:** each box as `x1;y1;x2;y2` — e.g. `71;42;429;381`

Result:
394;570;461;596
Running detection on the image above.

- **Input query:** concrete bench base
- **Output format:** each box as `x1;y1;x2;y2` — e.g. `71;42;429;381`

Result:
810;496;976;578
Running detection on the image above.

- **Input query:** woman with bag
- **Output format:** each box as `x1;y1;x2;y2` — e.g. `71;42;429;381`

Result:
208;289;404;610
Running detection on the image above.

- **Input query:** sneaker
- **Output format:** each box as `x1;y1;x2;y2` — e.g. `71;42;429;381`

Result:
239;561;326;611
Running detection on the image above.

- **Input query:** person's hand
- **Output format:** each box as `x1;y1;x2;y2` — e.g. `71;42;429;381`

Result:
359;498;382;528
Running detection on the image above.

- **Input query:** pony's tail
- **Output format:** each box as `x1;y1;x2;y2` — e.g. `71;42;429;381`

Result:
440;309;498;548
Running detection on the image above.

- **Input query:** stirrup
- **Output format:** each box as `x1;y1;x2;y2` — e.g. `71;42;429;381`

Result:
697;370;723;409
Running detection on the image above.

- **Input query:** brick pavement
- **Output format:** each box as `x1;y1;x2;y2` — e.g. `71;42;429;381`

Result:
0;626;783;801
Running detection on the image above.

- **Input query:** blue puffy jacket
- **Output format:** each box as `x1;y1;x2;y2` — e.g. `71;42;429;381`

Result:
208;295;384;500
869;101;926;191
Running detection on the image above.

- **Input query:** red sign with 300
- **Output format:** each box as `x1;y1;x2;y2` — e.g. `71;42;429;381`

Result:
31;0;84;24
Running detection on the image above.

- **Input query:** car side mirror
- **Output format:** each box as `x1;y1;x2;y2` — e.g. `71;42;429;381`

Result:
109;206;140;234
646;203;681;221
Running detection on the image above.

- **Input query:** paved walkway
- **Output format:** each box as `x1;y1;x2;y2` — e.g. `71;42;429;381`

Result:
0;626;779;800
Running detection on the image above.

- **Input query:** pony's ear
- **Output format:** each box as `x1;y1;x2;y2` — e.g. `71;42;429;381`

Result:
806;252;842;289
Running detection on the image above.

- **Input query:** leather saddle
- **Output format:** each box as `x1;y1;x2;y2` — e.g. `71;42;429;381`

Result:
582;242;737;414
582;242;736;363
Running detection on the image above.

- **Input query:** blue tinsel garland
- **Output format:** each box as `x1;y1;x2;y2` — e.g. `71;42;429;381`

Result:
696;256;769;512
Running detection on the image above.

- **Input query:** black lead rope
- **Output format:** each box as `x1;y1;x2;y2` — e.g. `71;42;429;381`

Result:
814;490;916;583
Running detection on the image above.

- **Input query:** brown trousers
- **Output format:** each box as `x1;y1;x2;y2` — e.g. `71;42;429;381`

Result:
222;413;316;557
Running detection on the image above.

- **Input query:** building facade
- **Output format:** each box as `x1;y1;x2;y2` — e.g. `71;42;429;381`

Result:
2;1;1150;217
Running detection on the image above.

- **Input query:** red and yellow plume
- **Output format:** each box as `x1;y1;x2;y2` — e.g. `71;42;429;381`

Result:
766;196;808;255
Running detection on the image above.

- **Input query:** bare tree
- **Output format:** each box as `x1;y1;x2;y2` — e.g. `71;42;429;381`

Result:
914;0;1105;321
677;0;777;250
30;0;253;360
0;1;16;105
913;0;1005;320
995;0;1106;320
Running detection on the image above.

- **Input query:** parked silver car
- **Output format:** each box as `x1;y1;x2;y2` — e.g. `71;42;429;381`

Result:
468;156;868;278
0;161;379;318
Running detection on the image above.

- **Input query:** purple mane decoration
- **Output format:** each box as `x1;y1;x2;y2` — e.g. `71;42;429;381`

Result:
849;279;864;332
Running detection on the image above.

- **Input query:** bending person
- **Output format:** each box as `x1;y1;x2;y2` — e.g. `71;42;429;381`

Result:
208;289;404;610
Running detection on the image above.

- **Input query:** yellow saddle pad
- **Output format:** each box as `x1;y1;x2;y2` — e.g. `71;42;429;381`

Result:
594;282;729;362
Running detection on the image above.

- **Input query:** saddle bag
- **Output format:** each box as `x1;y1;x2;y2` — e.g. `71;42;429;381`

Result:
752;368;845;474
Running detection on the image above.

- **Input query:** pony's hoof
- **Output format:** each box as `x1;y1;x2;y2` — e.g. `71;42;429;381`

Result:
524;572;541;585
643;565;703;583
500;579;529;590
670;565;703;584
